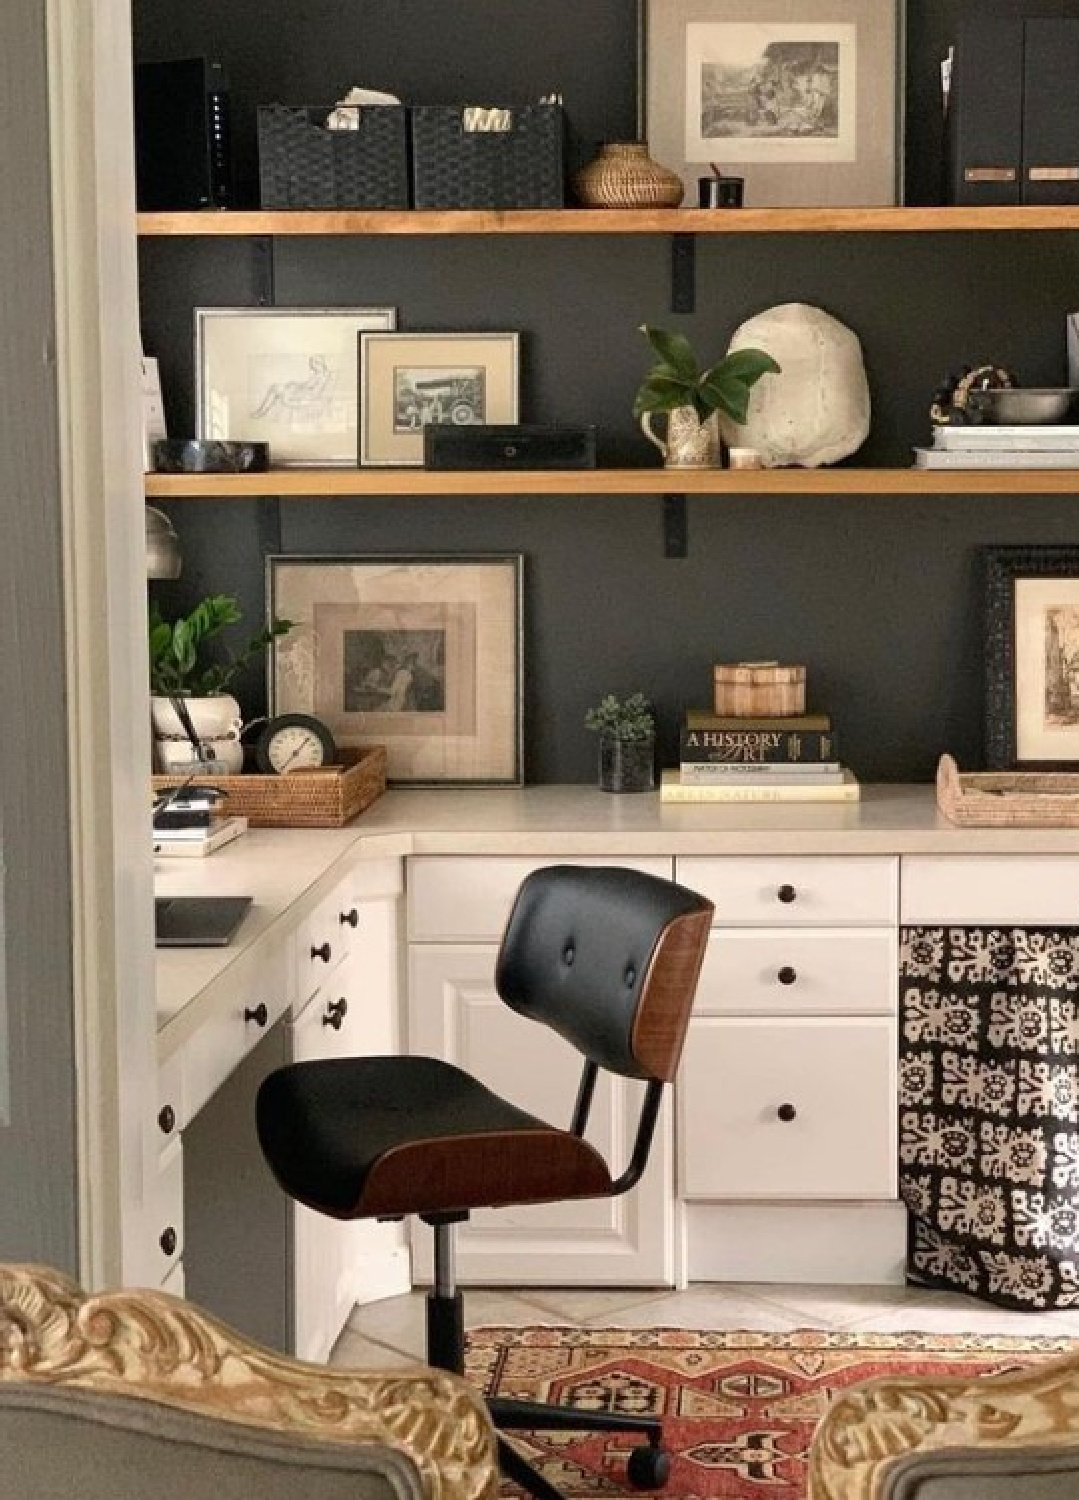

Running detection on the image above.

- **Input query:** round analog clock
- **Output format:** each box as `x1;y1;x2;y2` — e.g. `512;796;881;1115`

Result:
255;713;337;774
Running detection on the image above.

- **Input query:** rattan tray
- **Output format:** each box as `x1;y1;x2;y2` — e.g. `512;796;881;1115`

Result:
152;745;386;828
936;752;1079;827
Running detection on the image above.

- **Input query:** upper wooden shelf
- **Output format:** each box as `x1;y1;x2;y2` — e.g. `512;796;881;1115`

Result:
136;206;1079;238
144;466;1079;498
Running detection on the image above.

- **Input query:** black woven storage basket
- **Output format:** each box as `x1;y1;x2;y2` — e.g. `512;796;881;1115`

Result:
258;104;410;209
411;104;564;209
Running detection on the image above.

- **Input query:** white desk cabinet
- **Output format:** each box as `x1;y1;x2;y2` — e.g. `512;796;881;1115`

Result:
406;854;676;1285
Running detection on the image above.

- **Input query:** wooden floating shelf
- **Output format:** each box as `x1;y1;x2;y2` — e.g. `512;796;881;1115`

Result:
145;467;1079;498
137;206;1079;238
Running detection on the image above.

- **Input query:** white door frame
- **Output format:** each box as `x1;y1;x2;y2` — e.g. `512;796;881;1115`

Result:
46;0;158;1288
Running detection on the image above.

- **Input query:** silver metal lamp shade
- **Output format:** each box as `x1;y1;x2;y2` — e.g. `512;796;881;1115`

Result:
145;505;182;580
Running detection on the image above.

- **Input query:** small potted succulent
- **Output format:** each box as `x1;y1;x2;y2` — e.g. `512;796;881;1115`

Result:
634;325;780;468
148;594;293;772
584;692;656;793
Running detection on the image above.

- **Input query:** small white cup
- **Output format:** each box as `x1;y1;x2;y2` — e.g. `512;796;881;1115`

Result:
727;447;764;470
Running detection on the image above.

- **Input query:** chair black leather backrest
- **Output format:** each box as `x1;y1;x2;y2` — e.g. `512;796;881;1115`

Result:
494;865;714;1082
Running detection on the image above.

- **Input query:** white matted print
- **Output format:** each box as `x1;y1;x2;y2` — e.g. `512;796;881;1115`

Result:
1014;577;1079;765
360;332;519;465
646;0;901;207
196;307;396;466
269;554;523;786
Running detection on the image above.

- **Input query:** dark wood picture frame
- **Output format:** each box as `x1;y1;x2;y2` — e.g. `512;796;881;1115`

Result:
984;544;1079;770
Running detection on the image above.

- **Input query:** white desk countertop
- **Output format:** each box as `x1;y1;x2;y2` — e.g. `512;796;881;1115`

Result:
155;782;1079;1052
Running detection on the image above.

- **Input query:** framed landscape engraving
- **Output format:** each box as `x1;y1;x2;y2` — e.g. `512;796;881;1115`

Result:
268;554;523;786
196;306;396;466
984;545;1079;770
645;0;902;207
359;331;520;465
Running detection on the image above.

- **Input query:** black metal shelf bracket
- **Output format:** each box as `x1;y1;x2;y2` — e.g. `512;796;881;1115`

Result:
662;492;688;558
252;235;276;308
670;234;696;314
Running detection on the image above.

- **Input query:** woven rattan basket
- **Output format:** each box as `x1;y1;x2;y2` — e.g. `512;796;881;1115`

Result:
153;745;386;829
936;752;1079;827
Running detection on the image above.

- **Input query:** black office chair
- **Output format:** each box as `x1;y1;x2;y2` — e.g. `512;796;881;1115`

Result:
256;864;714;1500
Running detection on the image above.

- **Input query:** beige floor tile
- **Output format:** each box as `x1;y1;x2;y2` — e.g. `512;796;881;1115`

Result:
328;1328;430;1370
347;1289;563;1359
504;1287;684;1325
741;1282;943;1332
573;1285;816;1332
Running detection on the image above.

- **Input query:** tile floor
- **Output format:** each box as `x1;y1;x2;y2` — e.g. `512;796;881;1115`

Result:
330;1279;1079;1369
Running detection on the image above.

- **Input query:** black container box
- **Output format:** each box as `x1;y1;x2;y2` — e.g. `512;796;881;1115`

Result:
258;104;410;209
411;104;564;210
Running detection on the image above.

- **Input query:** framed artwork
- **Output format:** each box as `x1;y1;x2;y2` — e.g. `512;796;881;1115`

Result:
359;331;520;465
644;0;902;207
984;545;1079;770
268;554;523;786
196;306;397;466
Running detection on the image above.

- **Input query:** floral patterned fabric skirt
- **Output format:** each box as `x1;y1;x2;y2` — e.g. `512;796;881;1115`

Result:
899;926;1079;1310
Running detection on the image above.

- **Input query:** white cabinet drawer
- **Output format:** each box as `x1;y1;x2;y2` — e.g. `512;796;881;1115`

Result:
155;1050;184;1159
694;928;897;1016
901;856;1079;925
295;878;355;1003
183;940;291;1120
679;1016;897;1200
676;856;897;927
147;1138;184;1285
408;856;673;941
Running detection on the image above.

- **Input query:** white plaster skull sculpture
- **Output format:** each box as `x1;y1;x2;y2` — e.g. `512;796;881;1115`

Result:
719;302;871;468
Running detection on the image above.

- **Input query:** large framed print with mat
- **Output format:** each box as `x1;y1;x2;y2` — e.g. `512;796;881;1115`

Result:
645;0;902;207
196;306;396;466
984;544;1079;770
268;554;523;786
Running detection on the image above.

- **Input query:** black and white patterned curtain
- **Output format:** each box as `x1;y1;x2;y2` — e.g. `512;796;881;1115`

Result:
899;926;1079;1310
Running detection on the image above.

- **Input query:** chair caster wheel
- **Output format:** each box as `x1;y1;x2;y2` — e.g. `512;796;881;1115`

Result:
627;1444;670;1490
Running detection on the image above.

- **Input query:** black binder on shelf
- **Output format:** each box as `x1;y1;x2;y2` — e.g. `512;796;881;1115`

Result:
1022;19;1079;205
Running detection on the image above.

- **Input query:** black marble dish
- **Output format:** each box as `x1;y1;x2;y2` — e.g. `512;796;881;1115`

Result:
152;439;271;473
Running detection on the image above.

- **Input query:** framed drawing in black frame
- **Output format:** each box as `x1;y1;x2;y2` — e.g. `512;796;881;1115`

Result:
984;544;1079;770
268;554;524;787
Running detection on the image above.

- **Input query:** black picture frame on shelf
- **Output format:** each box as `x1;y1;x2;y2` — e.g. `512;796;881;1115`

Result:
984;544;1079;770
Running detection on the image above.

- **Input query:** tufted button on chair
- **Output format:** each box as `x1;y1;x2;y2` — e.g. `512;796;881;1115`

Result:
257;864;714;1500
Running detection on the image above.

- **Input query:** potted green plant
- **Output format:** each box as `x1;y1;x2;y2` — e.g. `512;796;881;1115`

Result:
634;325;780;469
584;692;656;793
149;594;293;773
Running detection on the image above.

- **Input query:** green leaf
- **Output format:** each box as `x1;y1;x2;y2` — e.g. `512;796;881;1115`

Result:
633;376;697;418
697;372;754;425
639;325;698;382
708;347;781;387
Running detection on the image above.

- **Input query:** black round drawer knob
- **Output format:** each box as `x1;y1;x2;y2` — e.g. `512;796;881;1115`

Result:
340;908;359;928
159;1226;178;1257
777;966;798;986
157;1105;176;1135
777;884;798;904
323;998;348;1031
777;1103;798;1123
244;1003;268;1027
311;941;332;963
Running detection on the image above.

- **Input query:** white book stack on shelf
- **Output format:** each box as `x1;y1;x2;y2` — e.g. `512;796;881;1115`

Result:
914;425;1079;468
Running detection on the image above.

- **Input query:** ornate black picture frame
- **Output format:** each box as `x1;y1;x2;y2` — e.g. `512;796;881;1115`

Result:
984;544;1079;770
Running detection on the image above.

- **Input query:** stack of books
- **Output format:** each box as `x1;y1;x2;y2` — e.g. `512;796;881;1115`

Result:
913;425;1079;469
152;790;248;857
660;709;860;803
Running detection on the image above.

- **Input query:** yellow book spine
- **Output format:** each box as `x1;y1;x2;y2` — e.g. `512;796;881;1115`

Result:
659;770;860;803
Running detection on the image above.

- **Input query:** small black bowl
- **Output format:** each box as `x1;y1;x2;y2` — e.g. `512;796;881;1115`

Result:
152;439;271;473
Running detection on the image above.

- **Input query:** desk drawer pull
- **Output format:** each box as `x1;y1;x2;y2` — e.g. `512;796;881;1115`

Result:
311;941;332;963
244;1003;268;1028
159;1226;178;1257
777;1103;798;1123
777;966;798;986
323;998;348;1031
777;884;798;904
340;908;359;928
157;1105;176;1135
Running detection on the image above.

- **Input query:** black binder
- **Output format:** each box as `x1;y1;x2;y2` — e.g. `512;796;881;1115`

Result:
1023;19;1079;204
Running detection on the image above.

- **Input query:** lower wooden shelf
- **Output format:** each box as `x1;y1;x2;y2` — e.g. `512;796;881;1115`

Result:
144;466;1079;498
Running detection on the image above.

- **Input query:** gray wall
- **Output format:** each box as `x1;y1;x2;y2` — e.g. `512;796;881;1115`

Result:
0;3;78;1268
136;1;1079;784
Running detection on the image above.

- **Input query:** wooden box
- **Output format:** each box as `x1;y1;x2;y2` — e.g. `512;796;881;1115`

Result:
937;752;1079;827
152;745;386;828
714;662;806;718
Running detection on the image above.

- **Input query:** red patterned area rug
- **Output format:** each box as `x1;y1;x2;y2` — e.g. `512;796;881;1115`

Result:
465;1325;1075;1500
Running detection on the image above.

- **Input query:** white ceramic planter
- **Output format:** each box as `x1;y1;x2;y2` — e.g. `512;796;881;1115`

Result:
151;693;244;773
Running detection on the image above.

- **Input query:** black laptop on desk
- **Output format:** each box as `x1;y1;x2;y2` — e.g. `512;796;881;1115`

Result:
154;895;252;947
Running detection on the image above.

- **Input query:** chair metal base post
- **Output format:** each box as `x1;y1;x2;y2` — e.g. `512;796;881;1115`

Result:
490;1396;663;1444
425;1220;465;1374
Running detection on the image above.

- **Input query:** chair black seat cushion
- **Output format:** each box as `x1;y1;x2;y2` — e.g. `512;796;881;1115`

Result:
257;1056;613;1220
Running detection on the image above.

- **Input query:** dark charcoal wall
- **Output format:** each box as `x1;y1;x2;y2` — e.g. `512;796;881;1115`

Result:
136;0;1079;785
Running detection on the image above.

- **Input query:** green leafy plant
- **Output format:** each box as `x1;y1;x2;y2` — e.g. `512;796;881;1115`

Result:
148;594;294;697
584;692;656;743
633;325;780;425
